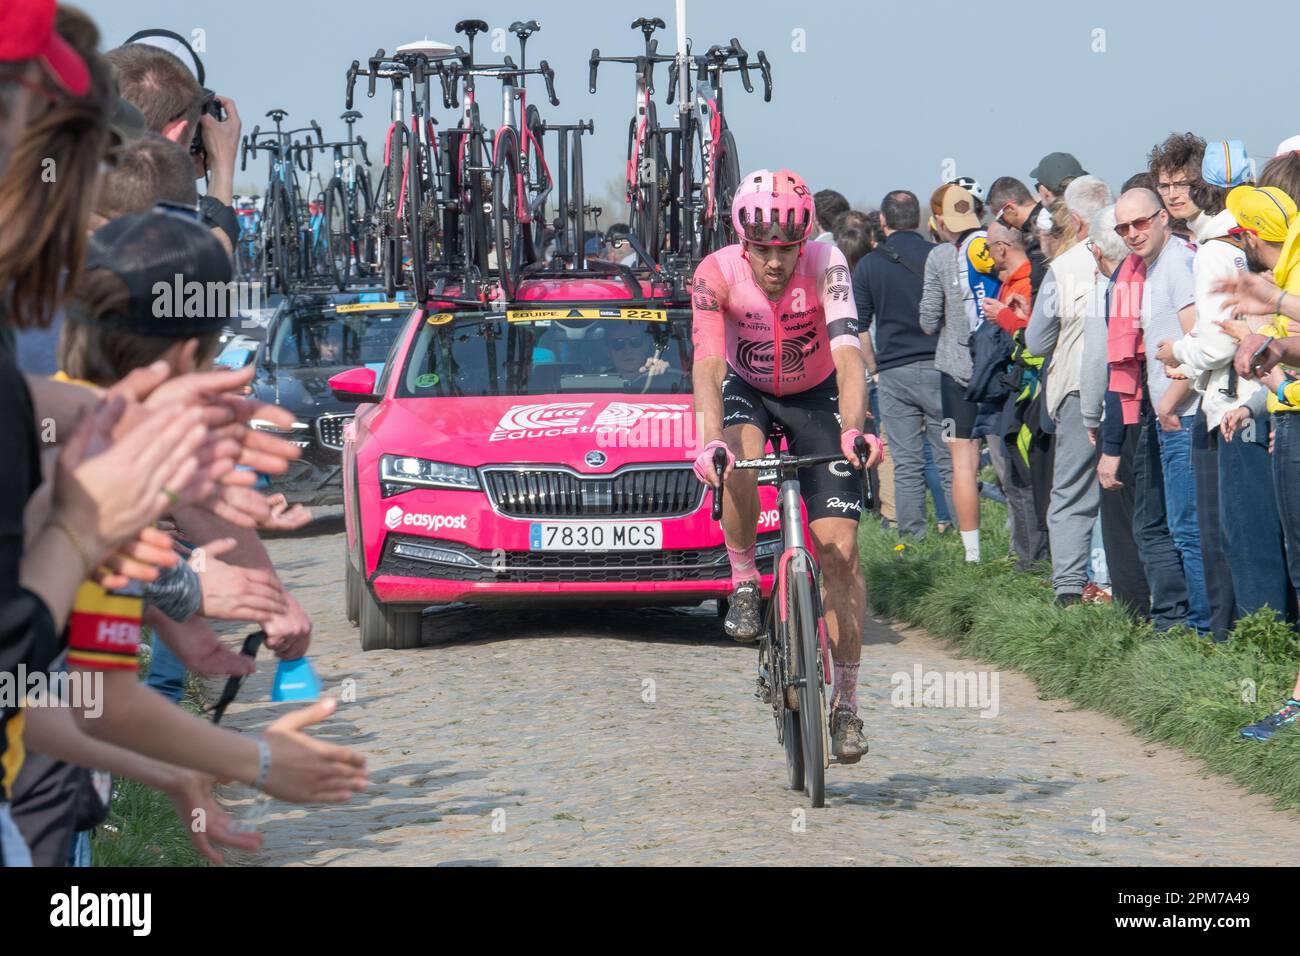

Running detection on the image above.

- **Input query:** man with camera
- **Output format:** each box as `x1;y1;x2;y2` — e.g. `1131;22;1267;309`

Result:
105;30;242;255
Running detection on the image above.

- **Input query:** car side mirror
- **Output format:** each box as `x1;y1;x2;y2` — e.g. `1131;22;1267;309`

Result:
328;367;379;403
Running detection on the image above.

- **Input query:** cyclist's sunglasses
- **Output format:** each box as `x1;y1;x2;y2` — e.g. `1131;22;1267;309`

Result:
608;336;644;350
206;630;265;724
1114;211;1163;238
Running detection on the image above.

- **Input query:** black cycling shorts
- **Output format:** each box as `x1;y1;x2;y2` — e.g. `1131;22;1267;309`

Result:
940;372;979;440
722;370;863;524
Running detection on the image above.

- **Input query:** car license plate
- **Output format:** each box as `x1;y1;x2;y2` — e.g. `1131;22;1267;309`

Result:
529;521;662;551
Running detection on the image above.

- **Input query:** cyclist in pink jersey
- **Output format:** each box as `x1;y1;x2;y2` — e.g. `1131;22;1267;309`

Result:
691;168;882;762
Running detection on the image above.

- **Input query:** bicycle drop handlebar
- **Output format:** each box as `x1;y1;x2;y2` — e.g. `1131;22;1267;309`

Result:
709;439;876;522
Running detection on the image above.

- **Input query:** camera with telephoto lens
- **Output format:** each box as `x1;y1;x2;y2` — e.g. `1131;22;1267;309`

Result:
190;88;226;156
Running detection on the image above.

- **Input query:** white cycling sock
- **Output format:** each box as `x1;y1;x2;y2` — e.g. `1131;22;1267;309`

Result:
961;529;980;563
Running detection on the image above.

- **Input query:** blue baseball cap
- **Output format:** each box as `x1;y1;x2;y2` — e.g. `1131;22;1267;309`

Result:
1202;140;1253;188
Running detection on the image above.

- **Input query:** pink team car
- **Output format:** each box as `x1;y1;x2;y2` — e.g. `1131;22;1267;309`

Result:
333;275;783;650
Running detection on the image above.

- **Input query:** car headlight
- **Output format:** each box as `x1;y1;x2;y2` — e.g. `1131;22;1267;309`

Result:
250;418;310;435
380;454;480;496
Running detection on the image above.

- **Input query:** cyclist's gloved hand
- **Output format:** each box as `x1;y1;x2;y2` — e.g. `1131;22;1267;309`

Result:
692;438;734;487
840;428;882;470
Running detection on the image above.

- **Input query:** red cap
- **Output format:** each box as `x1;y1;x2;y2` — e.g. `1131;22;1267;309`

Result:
0;0;91;97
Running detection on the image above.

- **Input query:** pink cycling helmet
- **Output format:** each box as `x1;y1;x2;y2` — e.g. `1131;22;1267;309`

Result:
731;168;815;246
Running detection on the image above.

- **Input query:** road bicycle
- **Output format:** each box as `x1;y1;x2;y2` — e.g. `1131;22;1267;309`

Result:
708;432;872;808
301;114;373;290
483;19;559;300
589;17;676;267
666;38;770;259
233;197;261;281
348;42;455;300
240;109;325;293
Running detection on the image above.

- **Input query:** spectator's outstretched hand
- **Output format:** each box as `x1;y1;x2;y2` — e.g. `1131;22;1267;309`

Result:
168;771;264;865
262;698;368;804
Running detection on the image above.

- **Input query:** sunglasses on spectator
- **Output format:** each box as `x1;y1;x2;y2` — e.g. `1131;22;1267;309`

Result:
1114;211;1163;238
994;201;1015;226
609;337;643;350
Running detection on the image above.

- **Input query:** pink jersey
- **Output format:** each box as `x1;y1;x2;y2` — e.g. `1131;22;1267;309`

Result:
691;242;861;396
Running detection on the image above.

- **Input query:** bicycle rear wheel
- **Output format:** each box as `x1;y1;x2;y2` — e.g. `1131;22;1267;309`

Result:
788;553;826;807
324;178;350;291
492;127;524;301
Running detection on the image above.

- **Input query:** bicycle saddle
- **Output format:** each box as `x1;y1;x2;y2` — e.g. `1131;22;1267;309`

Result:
266;108;289;121
632;17;666;31
455;19;490;36
340;110;363;122
509;20;540;38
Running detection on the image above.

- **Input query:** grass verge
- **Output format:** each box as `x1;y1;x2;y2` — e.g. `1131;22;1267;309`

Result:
89;653;208;867
861;498;1300;812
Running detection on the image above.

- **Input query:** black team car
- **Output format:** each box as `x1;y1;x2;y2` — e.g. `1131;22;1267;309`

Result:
242;291;412;506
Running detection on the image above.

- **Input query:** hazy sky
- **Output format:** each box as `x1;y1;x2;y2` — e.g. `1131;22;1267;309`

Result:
82;0;1298;212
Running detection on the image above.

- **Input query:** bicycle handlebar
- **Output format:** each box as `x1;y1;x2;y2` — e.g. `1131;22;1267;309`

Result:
710;443;876;521
757;51;773;102
730;38;753;94
589;48;600;93
710;447;727;521
346;60;360;109
539;59;559;106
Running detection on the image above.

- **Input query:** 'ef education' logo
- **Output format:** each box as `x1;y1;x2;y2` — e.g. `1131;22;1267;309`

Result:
50;886;151;936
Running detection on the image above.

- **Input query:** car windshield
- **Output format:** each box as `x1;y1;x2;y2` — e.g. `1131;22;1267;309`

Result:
270;308;406;372
397;312;694;397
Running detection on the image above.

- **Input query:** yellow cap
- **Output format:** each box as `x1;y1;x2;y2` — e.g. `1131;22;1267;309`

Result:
967;235;996;274
1226;185;1297;243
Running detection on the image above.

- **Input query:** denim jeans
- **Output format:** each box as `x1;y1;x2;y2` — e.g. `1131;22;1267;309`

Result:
0;804;32;867
145;627;187;704
1219;413;1291;623
1090;516;1109;587
1156;414;1210;631
1271;414;1300;596
1133;410;1191;631
922;437;953;526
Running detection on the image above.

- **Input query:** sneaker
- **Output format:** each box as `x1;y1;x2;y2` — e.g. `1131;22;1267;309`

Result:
1240;699;1300;741
829;707;868;763
1055;591;1083;607
723;582;762;643
1081;583;1113;604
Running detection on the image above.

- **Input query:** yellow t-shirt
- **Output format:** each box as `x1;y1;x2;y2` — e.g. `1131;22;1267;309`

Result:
1261;220;1300;413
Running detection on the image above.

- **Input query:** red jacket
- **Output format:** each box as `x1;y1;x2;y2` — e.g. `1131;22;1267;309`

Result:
990;260;1032;334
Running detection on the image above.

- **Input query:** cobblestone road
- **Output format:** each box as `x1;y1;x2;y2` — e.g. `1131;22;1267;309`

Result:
215;513;1300;866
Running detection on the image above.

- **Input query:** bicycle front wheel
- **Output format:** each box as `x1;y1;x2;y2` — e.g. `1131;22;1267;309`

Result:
788;554;826;807
713;126;741;249
324;178;350;291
